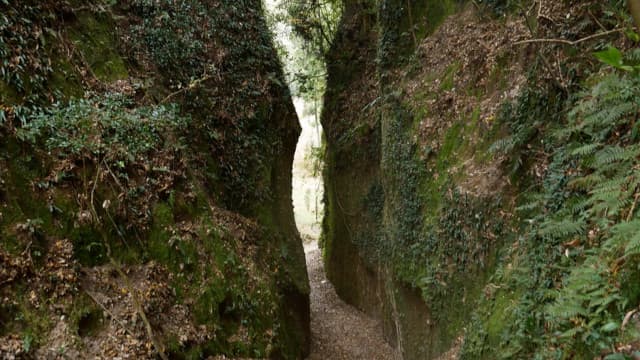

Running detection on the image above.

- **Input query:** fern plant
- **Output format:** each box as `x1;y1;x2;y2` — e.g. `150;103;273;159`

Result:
539;56;640;357
489;48;640;359
490;84;564;176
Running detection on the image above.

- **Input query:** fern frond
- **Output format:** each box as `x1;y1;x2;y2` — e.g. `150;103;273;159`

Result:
625;48;640;62
591;176;631;195
581;101;635;129
538;219;586;239
595;145;640;166
489;136;515;154
568;173;604;190
589;189;630;217
591;75;631;100
589;187;622;201
515;201;541;213
570;143;600;157
609;220;640;239
550;303;588;319
624;230;640;257
555;124;583;140
558;326;583;339
566;196;590;214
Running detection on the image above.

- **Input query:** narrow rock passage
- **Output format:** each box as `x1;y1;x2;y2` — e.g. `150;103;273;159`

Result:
304;242;397;360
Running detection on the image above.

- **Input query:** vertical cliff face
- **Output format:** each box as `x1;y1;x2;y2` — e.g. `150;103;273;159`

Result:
322;0;640;359
0;0;308;358
322;1;474;357
321;0;382;313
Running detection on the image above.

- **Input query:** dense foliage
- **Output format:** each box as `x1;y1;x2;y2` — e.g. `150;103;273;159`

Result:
128;0;294;212
267;0;340;102
462;47;640;359
18;94;187;162
277;0;341;59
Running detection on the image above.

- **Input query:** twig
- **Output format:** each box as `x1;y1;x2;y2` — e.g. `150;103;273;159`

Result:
89;165;102;226
589;10;607;32
406;0;418;49
555;48;566;88
513;28;624;46
84;289;133;336
88;164;168;359
535;49;566;91
102;159;125;193
70;5;107;13
160;75;213;104
537;0;542;19
108;257;168;360
21;240;33;266
331;178;357;239
622;308;639;330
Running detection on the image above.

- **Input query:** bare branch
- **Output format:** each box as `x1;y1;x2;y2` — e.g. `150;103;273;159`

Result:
513;28;624;46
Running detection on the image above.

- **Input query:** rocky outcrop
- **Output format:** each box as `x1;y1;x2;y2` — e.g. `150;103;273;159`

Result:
0;0;309;358
322;1;639;359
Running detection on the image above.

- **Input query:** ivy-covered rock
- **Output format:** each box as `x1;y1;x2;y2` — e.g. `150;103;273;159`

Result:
0;0;309;358
321;0;640;359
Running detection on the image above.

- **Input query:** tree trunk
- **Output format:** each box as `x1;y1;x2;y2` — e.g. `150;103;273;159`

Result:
630;0;640;29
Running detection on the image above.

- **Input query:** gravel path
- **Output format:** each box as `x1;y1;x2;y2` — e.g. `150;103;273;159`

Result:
304;242;397;360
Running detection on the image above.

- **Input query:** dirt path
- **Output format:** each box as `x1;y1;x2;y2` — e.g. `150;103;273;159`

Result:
304;242;397;360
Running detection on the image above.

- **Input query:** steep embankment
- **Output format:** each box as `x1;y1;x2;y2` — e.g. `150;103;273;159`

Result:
323;1;640;359
0;1;308;358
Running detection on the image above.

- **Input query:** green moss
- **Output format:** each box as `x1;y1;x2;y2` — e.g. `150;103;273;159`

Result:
413;0;459;41
0;145;54;259
68;11;128;82
13;288;53;352
439;121;464;168
320;161;336;262
148;202;177;266
440;61;460;91
386;0;460;60
193;280;227;327
68;293;105;338
69;226;108;266
485;54;511;94
485;289;518;346
48;51;84;99
170;188;209;221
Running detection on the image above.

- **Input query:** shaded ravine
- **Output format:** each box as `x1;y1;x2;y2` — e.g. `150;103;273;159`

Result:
304;241;397;360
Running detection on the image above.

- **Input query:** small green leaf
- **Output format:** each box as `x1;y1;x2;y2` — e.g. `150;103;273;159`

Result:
595;47;624;69
626;30;640;43
22;334;33;353
600;321;619;333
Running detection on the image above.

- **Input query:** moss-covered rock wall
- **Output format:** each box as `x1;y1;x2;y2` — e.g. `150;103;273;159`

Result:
0;0;309;358
322;0;640;358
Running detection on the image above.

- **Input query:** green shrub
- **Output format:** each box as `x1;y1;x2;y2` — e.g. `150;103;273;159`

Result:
17;93;188;164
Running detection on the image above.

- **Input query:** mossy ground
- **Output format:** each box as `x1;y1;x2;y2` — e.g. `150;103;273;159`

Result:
67;11;129;82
